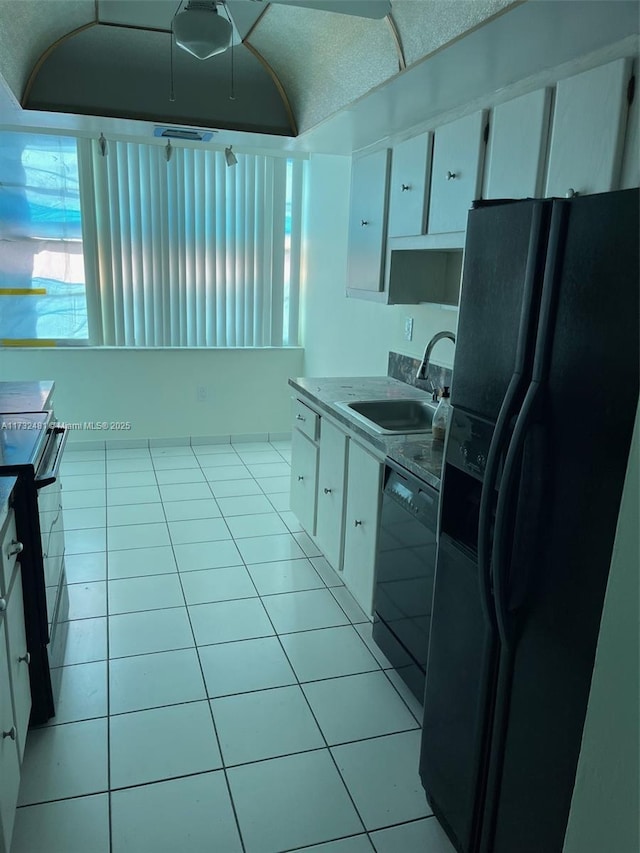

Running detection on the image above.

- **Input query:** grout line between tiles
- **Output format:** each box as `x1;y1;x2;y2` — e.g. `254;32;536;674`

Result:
235;555;371;838
155;463;249;853
103;472;113;853
52;444;428;849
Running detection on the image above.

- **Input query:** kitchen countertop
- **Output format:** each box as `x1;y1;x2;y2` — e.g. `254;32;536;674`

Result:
0;381;55;414
289;376;444;490
0;476;17;532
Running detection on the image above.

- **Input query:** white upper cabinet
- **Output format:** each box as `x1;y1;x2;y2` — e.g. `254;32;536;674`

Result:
545;58;632;197
387;132;433;238
620;61;639;189
485;88;552;199
347;148;391;293
428;110;487;234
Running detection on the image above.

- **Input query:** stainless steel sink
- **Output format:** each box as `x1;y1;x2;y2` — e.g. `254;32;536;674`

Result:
334;399;436;435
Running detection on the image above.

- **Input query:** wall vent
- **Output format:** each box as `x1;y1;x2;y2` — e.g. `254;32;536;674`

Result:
153;127;216;141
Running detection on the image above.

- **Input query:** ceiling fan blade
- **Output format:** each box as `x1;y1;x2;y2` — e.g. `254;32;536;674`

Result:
252;0;391;20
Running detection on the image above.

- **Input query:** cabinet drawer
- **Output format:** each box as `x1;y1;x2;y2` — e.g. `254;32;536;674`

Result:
0;512;21;598
293;399;319;441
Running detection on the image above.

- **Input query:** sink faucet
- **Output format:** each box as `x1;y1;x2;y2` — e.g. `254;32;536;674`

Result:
416;331;456;387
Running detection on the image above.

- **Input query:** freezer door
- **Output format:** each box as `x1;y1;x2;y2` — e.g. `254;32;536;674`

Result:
452;200;550;422
486;188;639;853
420;533;498;853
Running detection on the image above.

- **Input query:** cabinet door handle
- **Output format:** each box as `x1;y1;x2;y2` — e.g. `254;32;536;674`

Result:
18;652;31;665
0;598;6;612
446;170;457;180
361;219;369;226
565;188;579;198
296;414;305;421
2;726;16;741
323;487;332;495
297;475;304;481
7;540;23;557
401;183;411;192
354;519;363;527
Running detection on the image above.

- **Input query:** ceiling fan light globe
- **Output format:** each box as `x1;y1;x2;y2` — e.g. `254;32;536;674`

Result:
174;9;233;60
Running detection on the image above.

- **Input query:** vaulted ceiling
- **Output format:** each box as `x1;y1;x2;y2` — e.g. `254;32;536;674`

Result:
0;0;518;137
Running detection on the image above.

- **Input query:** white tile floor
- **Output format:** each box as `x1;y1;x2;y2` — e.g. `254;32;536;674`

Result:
13;438;456;853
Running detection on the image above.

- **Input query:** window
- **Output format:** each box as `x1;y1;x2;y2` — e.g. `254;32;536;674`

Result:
0;131;305;348
0;132;88;343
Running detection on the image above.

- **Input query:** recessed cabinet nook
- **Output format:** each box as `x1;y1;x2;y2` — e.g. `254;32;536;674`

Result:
346;55;636;307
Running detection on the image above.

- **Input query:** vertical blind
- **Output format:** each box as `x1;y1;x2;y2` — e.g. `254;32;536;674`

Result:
88;140;304;347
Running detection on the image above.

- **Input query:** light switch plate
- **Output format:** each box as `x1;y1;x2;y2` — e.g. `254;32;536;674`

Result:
404;317;414;341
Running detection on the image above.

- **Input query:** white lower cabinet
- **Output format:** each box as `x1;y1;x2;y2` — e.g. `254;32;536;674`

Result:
342;442;383;618
290;398;384;620
5;578;31;762
290;428;319;536
0;503;30;853
315;419;348;572
0;624;20;853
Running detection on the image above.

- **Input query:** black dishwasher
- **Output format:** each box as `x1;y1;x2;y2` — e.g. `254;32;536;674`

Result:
373;459;439;703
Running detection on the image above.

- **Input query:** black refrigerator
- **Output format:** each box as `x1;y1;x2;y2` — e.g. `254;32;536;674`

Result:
419;189;639;853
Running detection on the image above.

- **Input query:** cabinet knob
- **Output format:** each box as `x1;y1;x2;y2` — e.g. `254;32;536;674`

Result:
446;171;457;181
323;487;332;495
565;188;579;198
401;183;411;192
18;652;31;665
297;475;304;481
8;540;23;557
360;219;369;226
0;598;6;612
2;726;16;741
354;519;363;527
296;414;305;421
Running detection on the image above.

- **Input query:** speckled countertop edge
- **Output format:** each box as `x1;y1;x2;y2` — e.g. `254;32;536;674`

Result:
0;381;55;414
0;476;17;532
288;377;444;490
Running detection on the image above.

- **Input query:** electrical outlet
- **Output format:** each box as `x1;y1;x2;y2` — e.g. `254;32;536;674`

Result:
197;385;206;402
404;317;414;341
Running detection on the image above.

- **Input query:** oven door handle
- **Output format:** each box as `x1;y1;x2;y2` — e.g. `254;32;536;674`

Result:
35;426;69;489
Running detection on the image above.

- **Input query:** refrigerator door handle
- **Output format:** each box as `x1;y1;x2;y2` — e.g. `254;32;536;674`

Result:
491;380;541;646
477;202;549;626
477;372;520;624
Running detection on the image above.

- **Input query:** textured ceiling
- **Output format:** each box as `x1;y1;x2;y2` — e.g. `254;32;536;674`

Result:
250;3;400;132
392;0;516;67
0;0;523;137
0;0;94;102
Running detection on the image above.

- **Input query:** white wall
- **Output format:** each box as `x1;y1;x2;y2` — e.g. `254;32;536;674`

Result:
0;347;303;444
301;154;457;377
563;403;640;853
